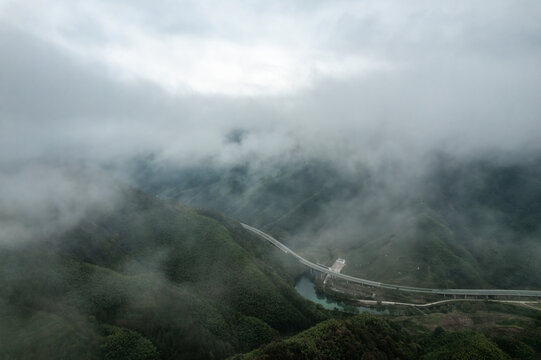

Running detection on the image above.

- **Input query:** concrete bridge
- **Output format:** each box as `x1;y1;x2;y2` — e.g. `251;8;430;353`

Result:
241;223;541;298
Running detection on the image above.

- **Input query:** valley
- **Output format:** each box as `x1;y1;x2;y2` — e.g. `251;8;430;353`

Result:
243;222;541;298
3;2;541;358
1;182;540;359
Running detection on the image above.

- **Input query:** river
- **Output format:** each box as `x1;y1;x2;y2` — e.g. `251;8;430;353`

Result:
295;274;389;314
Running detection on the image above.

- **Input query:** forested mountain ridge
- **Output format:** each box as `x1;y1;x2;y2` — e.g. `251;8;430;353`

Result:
230;312;539;360
1;183;540;360
0;187;327;359
132;153;541;289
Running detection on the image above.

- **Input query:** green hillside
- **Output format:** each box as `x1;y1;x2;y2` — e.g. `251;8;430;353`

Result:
343;212;486;288
230;313;517;360
1;184;540;359
131;159;359;235
133;154;541;289
0;188;327;359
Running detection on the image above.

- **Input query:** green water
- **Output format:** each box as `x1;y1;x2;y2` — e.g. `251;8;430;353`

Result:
295;274;389;314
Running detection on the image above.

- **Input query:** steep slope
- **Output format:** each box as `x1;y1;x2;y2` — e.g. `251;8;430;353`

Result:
131;159;361;236
230;313;515;360
0;187;326;359
132;154;541;289
343;212;486;288
231;313;420;360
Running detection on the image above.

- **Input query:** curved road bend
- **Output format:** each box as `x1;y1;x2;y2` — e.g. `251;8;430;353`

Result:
241;223;541;298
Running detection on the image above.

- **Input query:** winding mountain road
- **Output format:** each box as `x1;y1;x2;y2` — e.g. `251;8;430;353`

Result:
241;223;541;298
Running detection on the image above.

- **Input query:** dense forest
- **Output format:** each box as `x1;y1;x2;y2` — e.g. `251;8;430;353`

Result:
232;313;541;360
1;185;540;359
0;187;328;359
3;1;541;358
133;153;541;289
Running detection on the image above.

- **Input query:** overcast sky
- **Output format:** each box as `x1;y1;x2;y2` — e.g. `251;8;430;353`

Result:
1;0;541;245
1;0;540;170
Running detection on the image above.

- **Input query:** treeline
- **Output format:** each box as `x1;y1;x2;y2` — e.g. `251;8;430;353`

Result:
231;313;540;360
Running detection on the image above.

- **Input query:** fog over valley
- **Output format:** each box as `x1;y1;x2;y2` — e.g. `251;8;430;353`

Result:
1;1;541;359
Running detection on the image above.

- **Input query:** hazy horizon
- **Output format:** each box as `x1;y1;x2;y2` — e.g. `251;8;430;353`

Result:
1;0;541;246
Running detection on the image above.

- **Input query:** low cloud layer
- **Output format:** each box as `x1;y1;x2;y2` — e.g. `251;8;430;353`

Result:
0;163;121;245
1;1;541;243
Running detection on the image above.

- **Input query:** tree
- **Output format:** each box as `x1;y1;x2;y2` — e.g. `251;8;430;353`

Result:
101;326;159;360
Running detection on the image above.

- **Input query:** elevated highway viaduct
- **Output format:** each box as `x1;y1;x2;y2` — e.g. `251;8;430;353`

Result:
241;223;541;298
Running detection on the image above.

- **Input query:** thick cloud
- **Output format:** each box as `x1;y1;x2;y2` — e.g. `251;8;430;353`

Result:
0;163;121;245
0;1;541;244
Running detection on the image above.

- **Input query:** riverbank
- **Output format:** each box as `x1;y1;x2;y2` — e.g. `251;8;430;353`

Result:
295;273;390;314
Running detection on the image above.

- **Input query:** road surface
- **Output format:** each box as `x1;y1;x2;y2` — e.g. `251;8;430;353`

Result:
241;223;541;298
356;298;541;311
